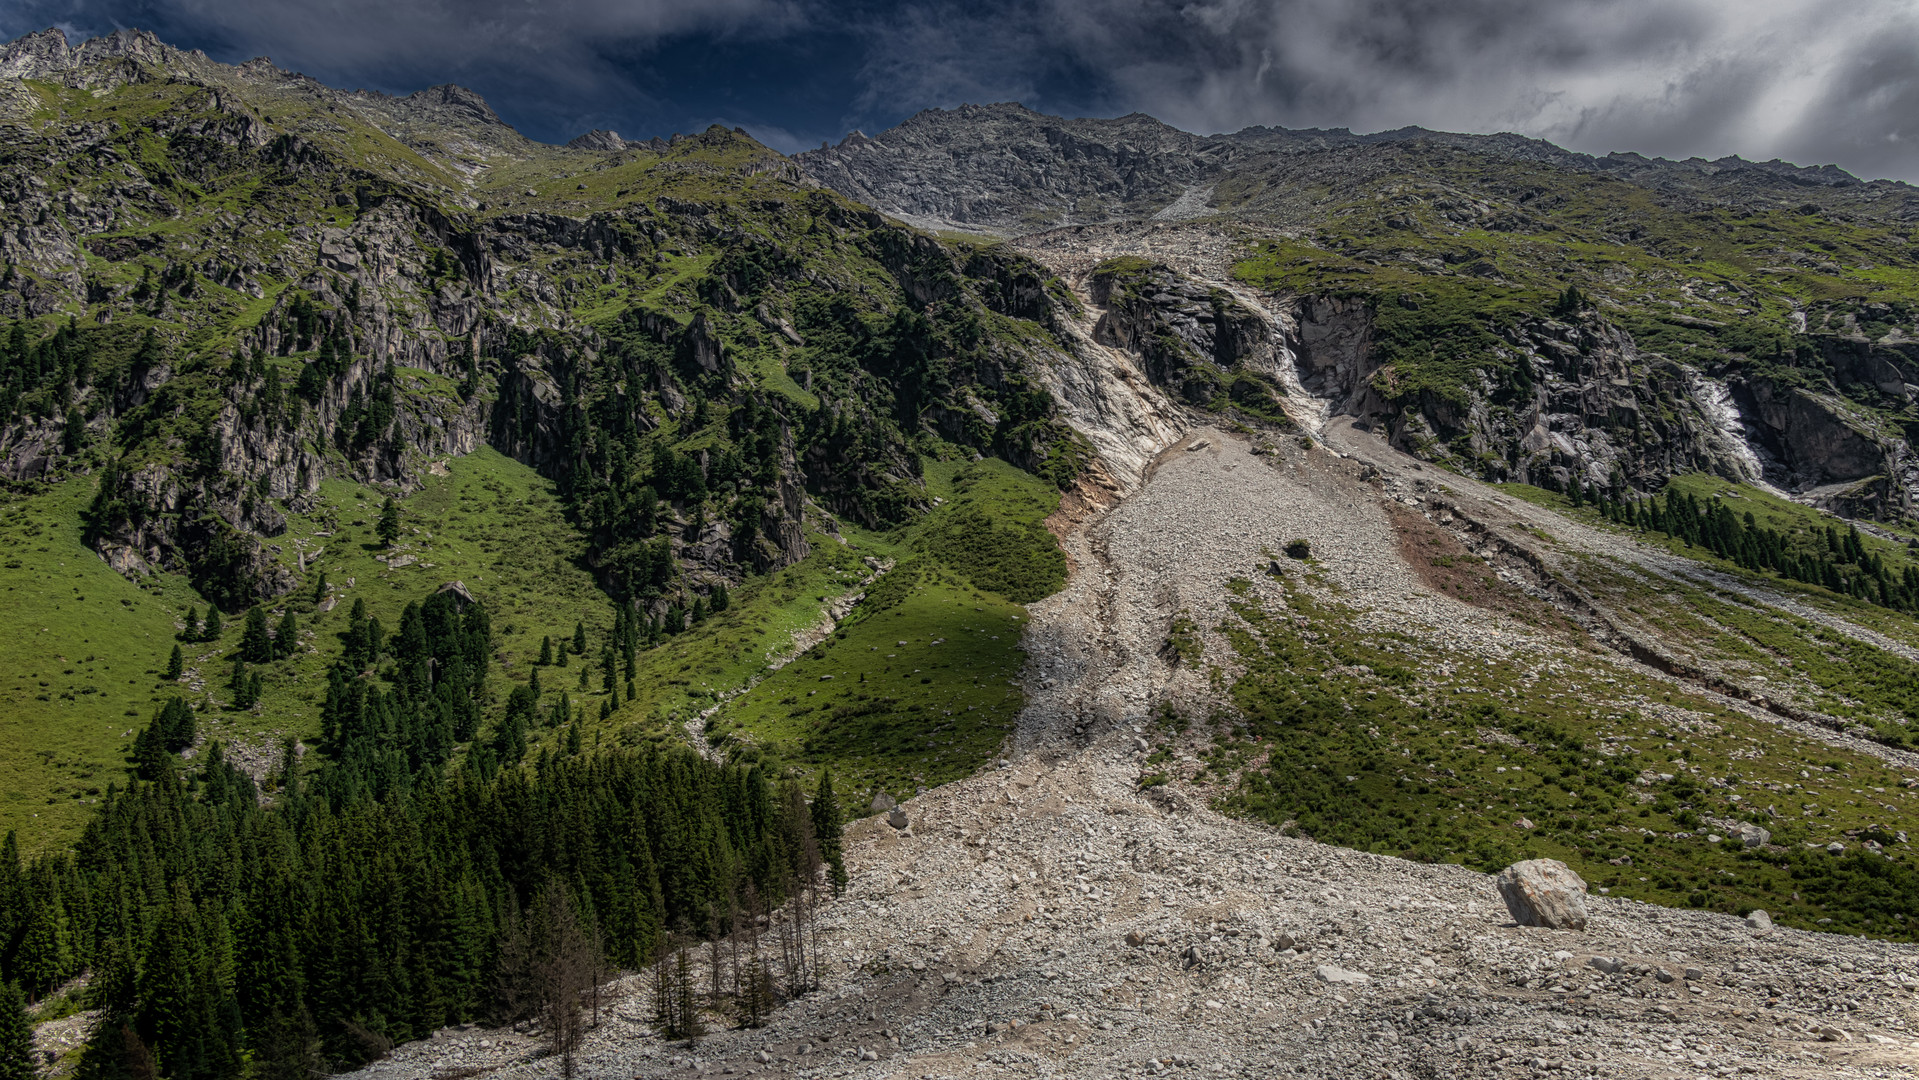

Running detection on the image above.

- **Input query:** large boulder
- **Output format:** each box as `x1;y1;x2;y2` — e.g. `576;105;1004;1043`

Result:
1495;859;1589;930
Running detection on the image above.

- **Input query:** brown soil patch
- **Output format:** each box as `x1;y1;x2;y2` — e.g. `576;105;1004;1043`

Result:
1043;458;1126;573
1385;502;1576;634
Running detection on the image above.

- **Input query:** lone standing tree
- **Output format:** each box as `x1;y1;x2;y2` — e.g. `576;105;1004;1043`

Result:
812;770;847;895
377;497;401;547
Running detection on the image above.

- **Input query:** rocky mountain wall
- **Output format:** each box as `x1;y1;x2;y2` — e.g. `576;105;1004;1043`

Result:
1060;255;1917;515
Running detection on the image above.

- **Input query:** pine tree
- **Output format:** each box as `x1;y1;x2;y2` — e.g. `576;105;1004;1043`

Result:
377;498;401;547
572;621;587;655
812;771;847;895
275;609;300;660
164;645;184;681
241;607;273;663
539;636;554;666
311;570;328;602
181;606;200;641
202;607;222;642
0;982;33;1080
230;659;256;710
710;584;729;613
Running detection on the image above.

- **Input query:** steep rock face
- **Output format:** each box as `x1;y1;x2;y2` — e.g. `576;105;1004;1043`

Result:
1288;297;1762;490
1085;260;1288;416
1734;380;1913;517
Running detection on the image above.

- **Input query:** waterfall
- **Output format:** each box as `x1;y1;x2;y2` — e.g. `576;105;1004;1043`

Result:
1688;370;1783;494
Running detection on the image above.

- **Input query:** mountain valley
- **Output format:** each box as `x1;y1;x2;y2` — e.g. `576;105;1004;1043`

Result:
2;26;1919;1080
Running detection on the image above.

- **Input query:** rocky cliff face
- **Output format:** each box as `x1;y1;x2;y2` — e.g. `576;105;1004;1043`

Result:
1052;248;1916;519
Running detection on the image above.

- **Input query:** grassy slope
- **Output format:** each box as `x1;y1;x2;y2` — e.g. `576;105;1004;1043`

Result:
0;477;196;851
0;447;612;847
1498;475;1919;742
256;444;610;712
1200;573;1919;940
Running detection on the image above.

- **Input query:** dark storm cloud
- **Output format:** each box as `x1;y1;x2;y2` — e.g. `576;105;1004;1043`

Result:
4;0;1915;180
854;0;1919;181
12;0;793;86
0;0;812;143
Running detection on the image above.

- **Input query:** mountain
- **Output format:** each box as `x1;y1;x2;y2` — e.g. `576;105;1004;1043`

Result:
797;101;1892;235
4;28;1919;1079
802;101;1919;524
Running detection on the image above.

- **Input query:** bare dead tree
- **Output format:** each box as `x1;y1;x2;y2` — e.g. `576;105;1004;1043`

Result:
489;893;534;1025
533;881;599;1079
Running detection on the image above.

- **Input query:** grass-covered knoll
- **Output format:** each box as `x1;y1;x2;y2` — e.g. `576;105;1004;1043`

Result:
697;459;1065;805
1199;573;1919;941
710;568;1028;805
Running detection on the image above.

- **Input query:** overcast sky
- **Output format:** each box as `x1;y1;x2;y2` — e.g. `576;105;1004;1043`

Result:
6;0;1918;181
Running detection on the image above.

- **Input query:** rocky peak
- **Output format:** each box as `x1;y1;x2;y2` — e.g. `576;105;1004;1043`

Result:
0;27;200;81
566;128;626;152
0;28;73;79
399;83;507;127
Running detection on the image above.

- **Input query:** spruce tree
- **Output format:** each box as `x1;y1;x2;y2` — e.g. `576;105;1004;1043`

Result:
230;659;255;710
202;607;222;641
311;570;328;603
377;497;401;547
241;607;273;663
0;982;32;1080
572;621;587;655
164;645;183;681
181;606;200;642
538;636;553;666
812;770;847;895
275;609;299;660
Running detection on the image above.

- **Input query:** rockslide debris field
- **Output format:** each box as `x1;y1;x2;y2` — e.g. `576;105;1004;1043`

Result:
343;425;1919;1080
